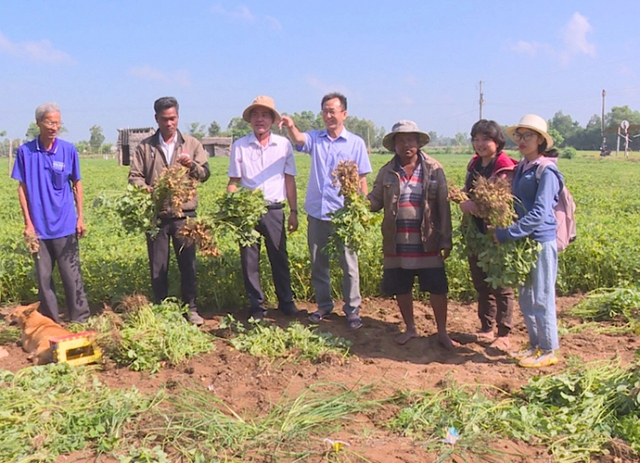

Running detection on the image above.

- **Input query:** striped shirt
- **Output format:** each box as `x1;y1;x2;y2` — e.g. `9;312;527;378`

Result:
384;159;442;269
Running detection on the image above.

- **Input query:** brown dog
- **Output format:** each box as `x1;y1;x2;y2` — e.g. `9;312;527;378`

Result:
8;302;72;365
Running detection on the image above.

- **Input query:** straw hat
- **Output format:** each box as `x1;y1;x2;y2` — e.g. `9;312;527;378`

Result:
382;120;430;152
505;114;554;149
242;96;281;125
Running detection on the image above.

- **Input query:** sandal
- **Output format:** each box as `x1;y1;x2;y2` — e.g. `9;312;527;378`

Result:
309;310;330;323
347;315;363;330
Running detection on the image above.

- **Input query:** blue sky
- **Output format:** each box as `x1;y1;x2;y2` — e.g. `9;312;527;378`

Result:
1;1;638;143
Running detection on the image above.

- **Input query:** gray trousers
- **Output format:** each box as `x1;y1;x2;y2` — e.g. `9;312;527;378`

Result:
35;234;90;323
307;215;361;315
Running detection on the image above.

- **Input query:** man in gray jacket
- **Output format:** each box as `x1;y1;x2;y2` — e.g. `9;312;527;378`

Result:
128;97;210;324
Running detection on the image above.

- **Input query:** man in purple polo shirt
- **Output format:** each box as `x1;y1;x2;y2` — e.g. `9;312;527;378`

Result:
279;92;372;330
11;103;90;323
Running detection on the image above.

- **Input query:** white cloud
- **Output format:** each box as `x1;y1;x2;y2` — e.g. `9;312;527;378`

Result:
561;12;596;57
211;4;282;31
0;32;75;64
510;12;595;65
304;75;349;95
128;65;192;87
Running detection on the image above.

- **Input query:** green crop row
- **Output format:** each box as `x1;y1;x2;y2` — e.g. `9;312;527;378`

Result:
1;153;639;310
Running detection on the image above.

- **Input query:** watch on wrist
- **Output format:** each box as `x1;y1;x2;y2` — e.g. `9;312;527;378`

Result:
291;209;298;214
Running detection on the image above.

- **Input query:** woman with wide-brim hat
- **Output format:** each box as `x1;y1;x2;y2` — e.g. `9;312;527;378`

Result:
492;114;564;368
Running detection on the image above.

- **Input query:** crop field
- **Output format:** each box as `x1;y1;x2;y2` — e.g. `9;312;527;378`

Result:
2;152;640;462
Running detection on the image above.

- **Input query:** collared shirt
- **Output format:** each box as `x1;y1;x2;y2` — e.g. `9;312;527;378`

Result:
228;132;296;203
159;133;177;165
11;137;81;239
297;128;372;220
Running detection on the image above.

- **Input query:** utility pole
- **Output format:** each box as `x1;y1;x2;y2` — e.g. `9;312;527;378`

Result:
478;81;485;120
601;89;606;154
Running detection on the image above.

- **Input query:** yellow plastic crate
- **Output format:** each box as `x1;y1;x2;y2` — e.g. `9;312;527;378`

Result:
50;331;102;366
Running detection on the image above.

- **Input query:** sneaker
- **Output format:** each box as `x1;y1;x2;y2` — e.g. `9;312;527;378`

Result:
510;346;538;360
187;311;204;326
519;350;559;368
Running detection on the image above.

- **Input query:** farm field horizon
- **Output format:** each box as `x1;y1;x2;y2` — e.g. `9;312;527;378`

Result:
2;152;640;462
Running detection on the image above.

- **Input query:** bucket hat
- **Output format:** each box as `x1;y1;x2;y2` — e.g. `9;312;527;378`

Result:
505;114;554;149
382;120;430;152
242;96;281;125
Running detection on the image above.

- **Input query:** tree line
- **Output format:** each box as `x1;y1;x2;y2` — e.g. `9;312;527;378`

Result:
1;105;639;157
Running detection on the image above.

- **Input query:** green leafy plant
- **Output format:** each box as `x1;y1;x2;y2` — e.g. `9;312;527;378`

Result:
326;161;380;258
220;314;351;362
115;184;158;238
216;187;267;247
86;298;213;373
0;363;157;462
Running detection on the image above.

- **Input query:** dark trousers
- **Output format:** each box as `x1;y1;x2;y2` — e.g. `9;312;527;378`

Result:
146;218;197;311
35;234;90;323
240;208;294;312
468;254;514;336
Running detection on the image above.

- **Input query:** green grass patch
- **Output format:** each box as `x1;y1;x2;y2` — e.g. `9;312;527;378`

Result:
567;287;640;334
0;363;158;462
0;319;20;345
389;359;640;462
220;315;351;362
143;382;381;461
81;298;214;373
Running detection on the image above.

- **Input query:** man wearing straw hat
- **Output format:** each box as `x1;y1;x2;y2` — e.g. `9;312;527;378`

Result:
227;96;302;320
368;120;458;349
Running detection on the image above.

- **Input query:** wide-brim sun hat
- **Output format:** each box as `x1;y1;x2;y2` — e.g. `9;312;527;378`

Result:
505;114;554;149
382;120;430;152
242;95;281;125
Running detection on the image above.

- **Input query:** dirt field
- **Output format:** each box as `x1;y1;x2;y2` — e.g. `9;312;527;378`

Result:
2;296;638;463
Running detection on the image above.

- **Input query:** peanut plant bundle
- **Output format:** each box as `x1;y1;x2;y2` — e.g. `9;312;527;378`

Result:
152;165;197;217
453;177;540;289
326;161;380;258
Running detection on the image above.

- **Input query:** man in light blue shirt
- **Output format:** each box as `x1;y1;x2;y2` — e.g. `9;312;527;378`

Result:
280;93;372;330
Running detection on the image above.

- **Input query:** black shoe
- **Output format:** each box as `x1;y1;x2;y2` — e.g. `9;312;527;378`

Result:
249;307;267;321
279;304;304;316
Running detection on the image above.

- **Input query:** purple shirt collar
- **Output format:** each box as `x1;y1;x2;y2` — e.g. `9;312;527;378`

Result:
35;137;59;154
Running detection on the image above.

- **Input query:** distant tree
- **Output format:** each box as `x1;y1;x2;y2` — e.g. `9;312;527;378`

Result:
606;106;640;128
0;130;6;137
101;142;114;154
75;140;90;154
548;128;564;148
428;131;438;145
187;122;205;140
344;116;385;149
454;132;468;147
89;125;105;152
548;111;580;146
226;117;252;140
25;122;39;140
207;121;221;137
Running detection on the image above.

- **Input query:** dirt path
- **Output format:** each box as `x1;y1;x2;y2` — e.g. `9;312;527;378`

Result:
2;296;638;462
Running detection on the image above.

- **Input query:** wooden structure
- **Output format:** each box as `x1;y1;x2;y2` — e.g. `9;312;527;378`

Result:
117;127;155;166
201;136;233;157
